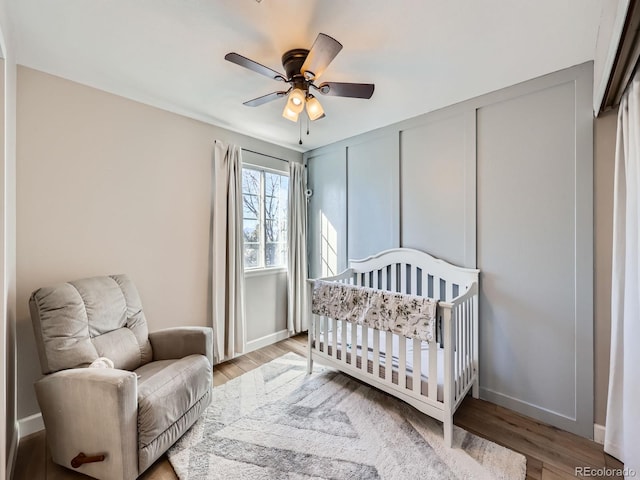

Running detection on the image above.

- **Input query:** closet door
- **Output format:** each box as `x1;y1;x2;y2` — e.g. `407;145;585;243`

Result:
476;65;593;437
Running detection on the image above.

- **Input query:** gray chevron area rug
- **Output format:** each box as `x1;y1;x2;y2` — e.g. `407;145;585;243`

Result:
167;353;526;479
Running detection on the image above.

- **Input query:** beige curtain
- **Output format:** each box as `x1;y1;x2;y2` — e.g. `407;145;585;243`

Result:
211;140;245;363
605;71;640;473
287;162;308;333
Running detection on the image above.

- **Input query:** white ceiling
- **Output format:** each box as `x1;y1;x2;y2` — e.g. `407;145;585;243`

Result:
8;0;605;152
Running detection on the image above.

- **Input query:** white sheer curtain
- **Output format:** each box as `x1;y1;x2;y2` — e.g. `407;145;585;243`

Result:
287;162;308;334
211;140;245;363
605;73;640;473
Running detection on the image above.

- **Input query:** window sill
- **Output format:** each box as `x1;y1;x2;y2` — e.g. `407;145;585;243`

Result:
244;267;287;278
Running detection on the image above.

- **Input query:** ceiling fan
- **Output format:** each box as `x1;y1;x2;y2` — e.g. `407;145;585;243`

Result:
224;33;375;123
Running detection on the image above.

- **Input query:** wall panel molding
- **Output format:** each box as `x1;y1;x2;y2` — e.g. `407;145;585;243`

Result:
305;62;594;437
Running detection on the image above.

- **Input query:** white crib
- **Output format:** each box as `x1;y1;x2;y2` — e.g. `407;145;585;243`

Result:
307;247;480;448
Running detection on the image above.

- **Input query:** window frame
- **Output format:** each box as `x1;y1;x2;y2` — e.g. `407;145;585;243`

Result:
241;163;289;274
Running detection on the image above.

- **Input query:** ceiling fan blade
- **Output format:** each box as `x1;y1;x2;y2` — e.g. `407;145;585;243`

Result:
300;33;343;80
225;53;286;81
243;91;289;107
316;82;375;99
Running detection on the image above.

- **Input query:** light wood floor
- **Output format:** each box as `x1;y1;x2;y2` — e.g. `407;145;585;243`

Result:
13;334;623;480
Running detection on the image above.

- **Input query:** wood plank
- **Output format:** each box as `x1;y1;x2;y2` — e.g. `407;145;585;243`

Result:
12;332;622;480
212;368;230;387
13;430;46;480
139;458;179;480
228;354;259;373
455;397;608;476
214;361;245;380
541;463;576;480
526;456;544;480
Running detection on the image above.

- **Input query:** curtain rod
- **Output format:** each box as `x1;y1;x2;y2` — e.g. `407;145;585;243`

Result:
242;148;307;168
242;148;289;163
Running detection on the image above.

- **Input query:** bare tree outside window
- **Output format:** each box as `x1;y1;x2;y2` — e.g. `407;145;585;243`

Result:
242;167;288;269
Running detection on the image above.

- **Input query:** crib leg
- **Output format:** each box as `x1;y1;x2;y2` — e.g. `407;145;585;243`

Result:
472;376;479;399
307;332;313;374
443;417;453;448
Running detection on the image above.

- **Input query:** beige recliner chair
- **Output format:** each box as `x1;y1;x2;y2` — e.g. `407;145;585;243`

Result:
29;274;213;480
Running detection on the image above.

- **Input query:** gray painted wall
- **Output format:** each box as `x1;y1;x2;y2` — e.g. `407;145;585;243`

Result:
400;110;476;267
594;109;617;425
304;62;595;437
16;67;301;421
347;134;399;262
307;149;347;278
476;76;593;436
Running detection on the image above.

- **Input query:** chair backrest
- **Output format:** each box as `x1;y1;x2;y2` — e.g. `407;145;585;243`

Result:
30;274;153;374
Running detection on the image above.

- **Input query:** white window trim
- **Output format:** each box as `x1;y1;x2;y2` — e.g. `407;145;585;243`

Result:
241;164;289;272
244;266;287;278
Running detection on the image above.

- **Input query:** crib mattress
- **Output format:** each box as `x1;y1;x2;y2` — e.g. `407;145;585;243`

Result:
317;324;445;402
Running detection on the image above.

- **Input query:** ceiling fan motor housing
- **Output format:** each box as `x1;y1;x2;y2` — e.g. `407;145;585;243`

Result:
282;48;311;84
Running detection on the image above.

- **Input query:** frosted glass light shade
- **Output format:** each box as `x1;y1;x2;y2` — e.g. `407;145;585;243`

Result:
288;88;305;113
282;105;300;122
306;95;324;121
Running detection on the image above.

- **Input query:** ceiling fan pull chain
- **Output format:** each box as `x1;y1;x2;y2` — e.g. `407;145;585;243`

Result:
299;118;303;145
307;115;310;136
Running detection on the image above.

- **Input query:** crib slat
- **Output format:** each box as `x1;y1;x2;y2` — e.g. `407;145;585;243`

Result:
464;302;469;384
385;332;393;382
373;329;380;378
411;266;418;296
399;335;407;388
342;320;348;365
428;338;438;401
382;266;389;291
467;301;472;383
434;277;441;301
372;269;379;289
391;264;398;292
361;325;369;373
457;306;462;398
471;300;476;381
333;318;339;361
400;264;407;294
351;321;357;366
412;338;421;395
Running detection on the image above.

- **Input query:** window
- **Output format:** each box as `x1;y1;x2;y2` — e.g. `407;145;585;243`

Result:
242;166;288;269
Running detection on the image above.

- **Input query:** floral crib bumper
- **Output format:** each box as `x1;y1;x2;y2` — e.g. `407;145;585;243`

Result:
311;279;437;342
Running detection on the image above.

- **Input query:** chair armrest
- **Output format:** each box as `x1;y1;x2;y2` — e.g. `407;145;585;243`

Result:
149;327;213;364
34;368;138;480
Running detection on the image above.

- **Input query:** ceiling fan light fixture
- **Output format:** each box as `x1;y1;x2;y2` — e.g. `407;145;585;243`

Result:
282;104;300;122
288;88;305;112
306;94;324;121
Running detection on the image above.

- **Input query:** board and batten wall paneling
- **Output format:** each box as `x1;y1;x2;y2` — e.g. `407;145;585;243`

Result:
307;149;348;279
347;135;399;261
304;62;594;438
400;110;476;267
476;66;593;437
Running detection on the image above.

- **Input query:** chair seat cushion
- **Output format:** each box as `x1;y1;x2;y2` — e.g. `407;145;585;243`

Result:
135;355;211;448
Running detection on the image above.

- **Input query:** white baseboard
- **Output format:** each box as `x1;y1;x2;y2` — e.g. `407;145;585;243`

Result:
594;423;606;444
245;329;290;353
18;413;44;439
